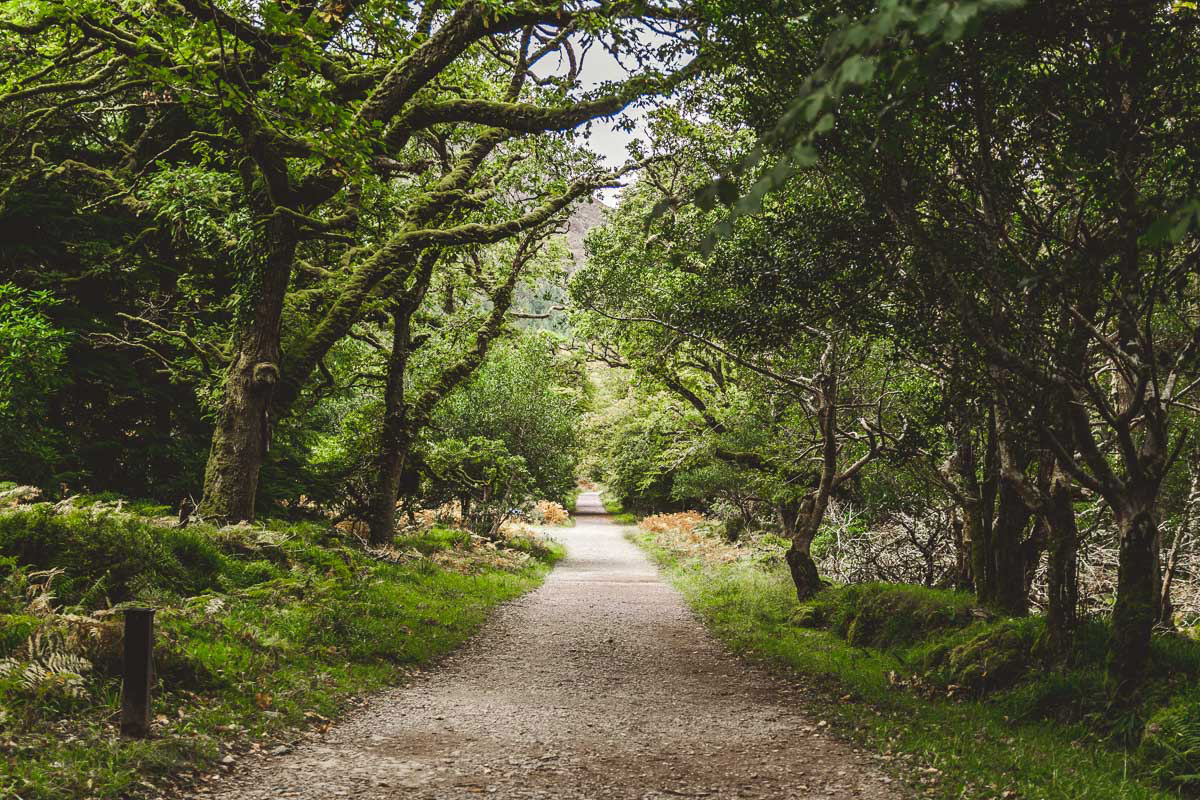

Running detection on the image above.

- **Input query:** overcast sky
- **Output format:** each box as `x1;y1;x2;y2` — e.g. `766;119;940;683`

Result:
532;29;679;202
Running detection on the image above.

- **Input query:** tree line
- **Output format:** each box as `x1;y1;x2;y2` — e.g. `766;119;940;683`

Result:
3;0;1199;702
574;0;1200;698
0;0;693;544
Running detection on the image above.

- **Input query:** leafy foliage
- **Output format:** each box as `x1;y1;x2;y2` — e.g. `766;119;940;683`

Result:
425;436;535;539
0;502;560;799
0;285;68;479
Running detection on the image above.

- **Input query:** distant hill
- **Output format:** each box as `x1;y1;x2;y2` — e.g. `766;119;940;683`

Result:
563;199;609;275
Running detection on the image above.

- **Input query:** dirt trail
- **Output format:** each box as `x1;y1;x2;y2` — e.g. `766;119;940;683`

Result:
194;492;900;799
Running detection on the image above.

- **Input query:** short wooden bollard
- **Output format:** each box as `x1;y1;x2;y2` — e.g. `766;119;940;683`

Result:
120;607;155;738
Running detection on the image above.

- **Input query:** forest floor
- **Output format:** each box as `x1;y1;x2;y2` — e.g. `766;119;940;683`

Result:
190;492;900;800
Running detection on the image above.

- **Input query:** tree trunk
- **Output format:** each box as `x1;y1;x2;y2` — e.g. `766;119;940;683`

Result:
778;498;822;599
367;304;414;547
954;412;999;604
988;479;1034;615
986;395;1037;616
198;219;295;522
786;539;823;600
947;514;971;591
1041;463;1079;661
1109;504;1160;694
781;365;850;602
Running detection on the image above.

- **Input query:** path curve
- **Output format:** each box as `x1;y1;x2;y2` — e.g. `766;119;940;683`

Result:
195;493;900;799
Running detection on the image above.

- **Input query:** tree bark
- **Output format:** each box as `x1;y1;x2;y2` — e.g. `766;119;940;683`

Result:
1110;503;1160;694
786;538;823;600
986;392;1038;615
779;497;823;599
366;302;415;546
198;217;295;522
1041;461;1079;661
987;478;1034;615
784;369;838;601
950;514;974;591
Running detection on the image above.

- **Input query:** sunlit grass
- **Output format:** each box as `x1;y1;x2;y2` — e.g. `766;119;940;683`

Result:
634;530;1181;800
0;506;558;799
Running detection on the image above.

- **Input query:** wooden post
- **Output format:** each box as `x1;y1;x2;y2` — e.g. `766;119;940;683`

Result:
121;607;155;738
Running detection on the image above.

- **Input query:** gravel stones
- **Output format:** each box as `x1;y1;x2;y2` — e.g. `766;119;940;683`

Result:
188;493;900;800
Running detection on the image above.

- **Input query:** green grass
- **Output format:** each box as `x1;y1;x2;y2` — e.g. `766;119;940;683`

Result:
599;491;637;525
0;504;561;800
633;529;1189;800
564;488;581;515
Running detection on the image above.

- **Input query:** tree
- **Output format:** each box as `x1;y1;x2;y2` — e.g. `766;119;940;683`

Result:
0;0;700;521
430;332;587;507
699;0;1200;689
574;115;905;598
0;284;69;480
425;436;534;539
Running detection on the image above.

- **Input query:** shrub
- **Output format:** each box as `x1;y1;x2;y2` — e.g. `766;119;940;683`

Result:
531;500;570;525
424;437;535;539
1139;695;1200;790
0;506;227;606
808;583;980;650
642;511;706;535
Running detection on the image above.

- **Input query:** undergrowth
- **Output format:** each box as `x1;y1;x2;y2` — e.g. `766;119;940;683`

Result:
0;499;562;800
634;525;1200;799
599;491;637;525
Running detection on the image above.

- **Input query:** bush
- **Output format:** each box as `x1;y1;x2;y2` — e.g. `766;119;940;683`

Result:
642;511;706;535
424;437;535;539
530;500;570;525
1139;695;1200;790
932;620;1036;693
0;506;226;606
806;583;980;650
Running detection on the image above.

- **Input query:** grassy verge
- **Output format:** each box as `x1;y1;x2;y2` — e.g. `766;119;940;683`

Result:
633;528;1191;800
599;491;637;525
0;499;562;800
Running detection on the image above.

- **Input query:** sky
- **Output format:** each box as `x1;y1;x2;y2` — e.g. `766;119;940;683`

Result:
531;28;680;203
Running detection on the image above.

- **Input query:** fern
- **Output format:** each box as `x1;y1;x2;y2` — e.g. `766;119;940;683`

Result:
0;626;92;698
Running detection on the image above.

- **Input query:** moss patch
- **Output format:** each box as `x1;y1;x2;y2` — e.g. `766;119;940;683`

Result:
633;524;1200;798
0;504;560;800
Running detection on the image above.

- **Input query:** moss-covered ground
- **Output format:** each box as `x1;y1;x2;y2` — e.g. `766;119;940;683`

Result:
633;527;1200;799
0;499;561;800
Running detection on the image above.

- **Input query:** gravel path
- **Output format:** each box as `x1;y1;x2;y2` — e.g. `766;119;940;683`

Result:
194;493;900;800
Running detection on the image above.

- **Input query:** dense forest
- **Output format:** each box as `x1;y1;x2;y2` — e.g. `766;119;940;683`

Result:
2;0;1200;798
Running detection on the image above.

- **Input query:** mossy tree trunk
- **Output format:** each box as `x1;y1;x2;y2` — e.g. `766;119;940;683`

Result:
782;354;881;601
785;525;823;600
367;299;418;547
199;214;297;523
778;498;822;600
948;402;1039;616
1041;461;1079;661
987;390;1039;616
949;515;974;591
1109;502;1161;694
944;411;1000;605
988;479;1035;615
